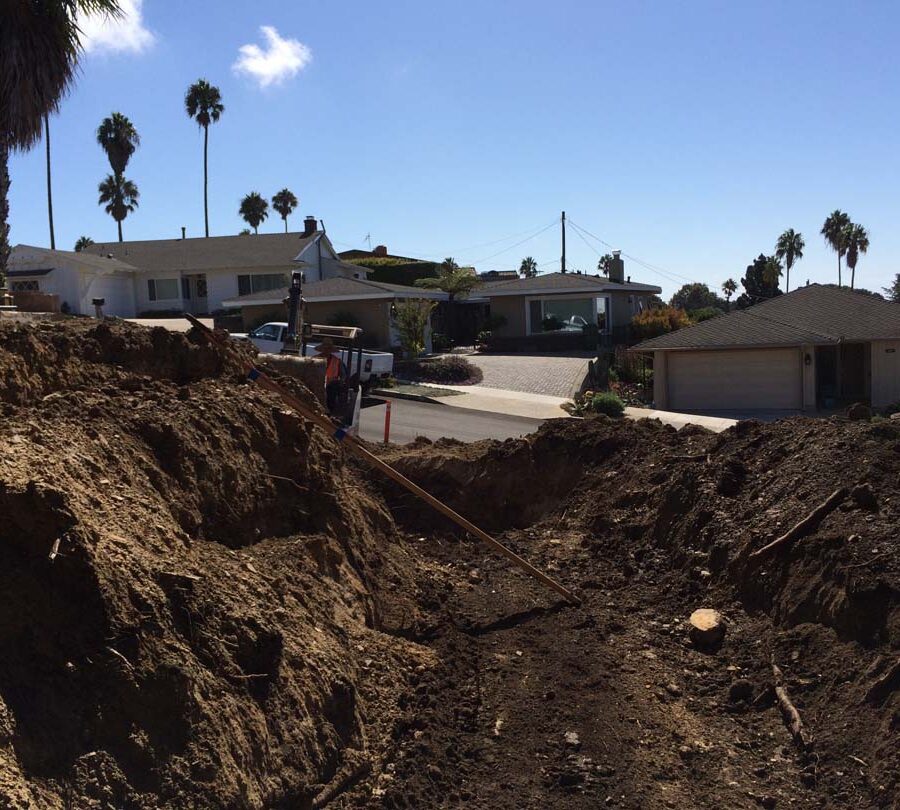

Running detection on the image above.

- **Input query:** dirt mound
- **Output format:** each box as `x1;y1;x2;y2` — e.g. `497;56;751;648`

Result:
0;320;428;809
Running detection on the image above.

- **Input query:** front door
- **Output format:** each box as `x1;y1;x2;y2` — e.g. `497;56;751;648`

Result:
181;274;208;315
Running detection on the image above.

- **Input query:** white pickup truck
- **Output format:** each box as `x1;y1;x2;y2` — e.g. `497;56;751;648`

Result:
231;322;394;386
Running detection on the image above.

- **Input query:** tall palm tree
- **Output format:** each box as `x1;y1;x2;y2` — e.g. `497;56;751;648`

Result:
239;192;268;234
98;174;139;241
774;228;804;293
1;0;123;281
722;278;737;310
845;223;869;290
45;113;55;248
96;112;140;176
185;79;224;238
74;235;94;252
821;210;851;287
520;256;538;278
272;188;299;232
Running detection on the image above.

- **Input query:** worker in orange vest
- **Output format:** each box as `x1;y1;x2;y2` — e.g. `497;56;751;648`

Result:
315;337;347;413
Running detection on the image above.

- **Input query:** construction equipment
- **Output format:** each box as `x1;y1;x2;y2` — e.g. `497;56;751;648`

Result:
186;313;579;605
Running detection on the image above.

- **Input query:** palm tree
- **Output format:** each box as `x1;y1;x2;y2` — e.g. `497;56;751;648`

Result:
597;253;614;274
415;258;481;342
722;278;737;310
762;256;783;288
96;112;140;176
272;188;299;232
845;223;869;290
185;79;224;238
98;174;139;241
520;256;538;278
239;192;268;234
45;113;55;248
74;235;94;252
1;1;123;282
774;228;804;293
821;210;851;287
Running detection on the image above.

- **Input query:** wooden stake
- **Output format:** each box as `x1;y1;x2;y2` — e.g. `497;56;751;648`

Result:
186;315;579;605
747;487;848;565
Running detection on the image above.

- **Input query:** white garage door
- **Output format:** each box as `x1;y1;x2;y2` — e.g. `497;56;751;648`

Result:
668;348;801;411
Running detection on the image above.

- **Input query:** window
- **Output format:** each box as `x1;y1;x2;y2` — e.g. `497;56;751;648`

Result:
528;297;606;334
10;280;40;292
250;324;281;340
237;273;287;296
147;278;179;301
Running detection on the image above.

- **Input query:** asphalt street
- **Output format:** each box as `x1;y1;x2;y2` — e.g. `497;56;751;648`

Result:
357;396;547;445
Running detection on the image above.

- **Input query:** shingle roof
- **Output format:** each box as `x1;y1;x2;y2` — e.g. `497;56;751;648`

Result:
481;272;661;296
11;244;139;273
633;284;900;351
81;231;321;272
221;276;449;307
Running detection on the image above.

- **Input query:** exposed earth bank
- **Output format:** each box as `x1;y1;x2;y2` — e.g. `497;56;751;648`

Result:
0;320;897;809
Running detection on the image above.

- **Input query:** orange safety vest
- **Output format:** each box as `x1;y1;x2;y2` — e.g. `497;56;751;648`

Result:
324;355;342;383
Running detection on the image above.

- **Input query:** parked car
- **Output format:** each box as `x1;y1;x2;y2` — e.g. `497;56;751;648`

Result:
231;322;394;386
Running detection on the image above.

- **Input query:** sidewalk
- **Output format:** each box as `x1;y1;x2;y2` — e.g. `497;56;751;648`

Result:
624;406;737;433
417;383;571;419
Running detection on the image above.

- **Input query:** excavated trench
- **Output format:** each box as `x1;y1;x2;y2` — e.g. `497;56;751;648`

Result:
0;320;898;809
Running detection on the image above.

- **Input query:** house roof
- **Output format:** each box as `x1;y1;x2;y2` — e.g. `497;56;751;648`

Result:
11;244;140;274
81;231;322;272
221;276;450;308
633;284;900;351
480;272;662;297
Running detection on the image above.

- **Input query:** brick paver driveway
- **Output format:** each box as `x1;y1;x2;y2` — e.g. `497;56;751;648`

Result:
463;352;592;398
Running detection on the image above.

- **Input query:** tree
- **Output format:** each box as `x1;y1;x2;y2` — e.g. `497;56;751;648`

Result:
185;79;224;237
393;299;436;358
821;210;851;287
416;257;481;342
74;235;94;252
736;254;783;309
845;223;869;291
239;192;268;234
272;188;298;232
96;112;140;177
239;228;251;236
597;253;614;274
721;278;738;310
519;256;538;278
883;274;900;303
97;174;139;241
1;0;123;282
631;306;692;340
774;228;804;292
669;283;725;313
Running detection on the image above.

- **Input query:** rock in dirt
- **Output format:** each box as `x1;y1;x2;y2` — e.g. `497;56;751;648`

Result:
846;402;872;420
688;608;726;648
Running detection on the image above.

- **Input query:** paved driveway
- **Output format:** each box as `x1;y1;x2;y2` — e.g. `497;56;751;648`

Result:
462;352;592;398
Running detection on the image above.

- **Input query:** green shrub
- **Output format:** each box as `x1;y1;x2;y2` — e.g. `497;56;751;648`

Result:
589;392;625;417
431;332;452;352
397;356;483;385
689;306;723;323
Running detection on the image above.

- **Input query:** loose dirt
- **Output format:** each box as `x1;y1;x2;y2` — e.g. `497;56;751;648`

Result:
0;319;898;809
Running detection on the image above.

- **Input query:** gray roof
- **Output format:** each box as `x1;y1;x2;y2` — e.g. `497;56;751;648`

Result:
81;231;322;272
633;284;900;351
481;272;661;296
221;276;449;307
11;244;139;274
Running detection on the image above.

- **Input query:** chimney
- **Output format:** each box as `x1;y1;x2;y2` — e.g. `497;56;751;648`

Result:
373;245;388;257
181;226;186;240
302;215;318;237
609;250;625;283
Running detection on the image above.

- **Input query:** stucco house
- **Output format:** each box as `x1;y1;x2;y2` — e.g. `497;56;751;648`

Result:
8;217;366;318
632;284;900;412
478;253;661;348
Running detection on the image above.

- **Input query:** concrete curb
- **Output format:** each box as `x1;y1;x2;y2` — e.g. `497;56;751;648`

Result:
370;388;446;405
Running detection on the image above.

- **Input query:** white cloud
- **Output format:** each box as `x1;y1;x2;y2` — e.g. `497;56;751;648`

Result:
233;26;312;88
80;0;155;55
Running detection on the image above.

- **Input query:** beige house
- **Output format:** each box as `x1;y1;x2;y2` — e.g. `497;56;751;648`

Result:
633;284;900;412
221;277;448;350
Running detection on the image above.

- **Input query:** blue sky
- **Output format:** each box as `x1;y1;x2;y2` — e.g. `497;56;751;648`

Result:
8;0;900;299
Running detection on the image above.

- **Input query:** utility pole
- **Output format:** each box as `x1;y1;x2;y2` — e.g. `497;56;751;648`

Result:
561;210;566;274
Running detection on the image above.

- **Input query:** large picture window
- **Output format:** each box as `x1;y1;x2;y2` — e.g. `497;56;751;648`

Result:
237;273;288;296
527;296;607;334
147;278;179;301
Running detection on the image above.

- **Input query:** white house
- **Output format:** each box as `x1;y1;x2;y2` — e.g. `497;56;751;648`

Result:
8;217;365;318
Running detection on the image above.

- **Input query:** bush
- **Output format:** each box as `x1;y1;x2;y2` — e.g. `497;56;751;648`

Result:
631;306;692;340
431;332;452;352
483;313;508;331
396;356;483;385
689;306;723;323
571;389;626;417
327;310;360;327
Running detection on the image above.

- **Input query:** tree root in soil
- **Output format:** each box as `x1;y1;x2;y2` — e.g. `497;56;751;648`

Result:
772;656;812;751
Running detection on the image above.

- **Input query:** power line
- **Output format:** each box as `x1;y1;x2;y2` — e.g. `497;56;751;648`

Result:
470;219;559;264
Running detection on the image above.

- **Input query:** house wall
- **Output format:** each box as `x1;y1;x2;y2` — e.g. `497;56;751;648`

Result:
306;299;392;348
653;351;668;408
134;271;184;314
488;297;527;337
80;272;137;317
801;343;816;411
871;340;900;408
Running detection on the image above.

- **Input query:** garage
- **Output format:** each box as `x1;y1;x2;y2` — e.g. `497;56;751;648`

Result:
667;348;802;411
